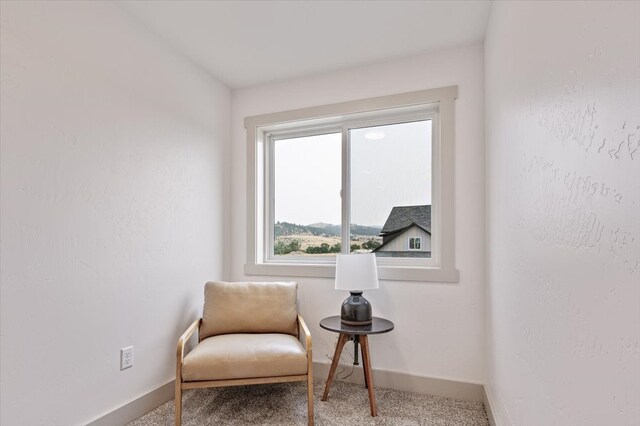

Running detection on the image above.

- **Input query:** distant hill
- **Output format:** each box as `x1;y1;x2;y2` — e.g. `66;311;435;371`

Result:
351;224;382;236
274;222;327;237
308;222;332;229
275;221;381;237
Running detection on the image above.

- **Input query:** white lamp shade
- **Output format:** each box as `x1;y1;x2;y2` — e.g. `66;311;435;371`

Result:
335;253;379;291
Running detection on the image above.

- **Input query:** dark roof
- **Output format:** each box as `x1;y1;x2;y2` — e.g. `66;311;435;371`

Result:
380;205;431;235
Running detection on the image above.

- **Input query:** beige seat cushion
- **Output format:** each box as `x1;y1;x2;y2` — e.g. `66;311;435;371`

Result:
182;333;308;382
200;281;298;340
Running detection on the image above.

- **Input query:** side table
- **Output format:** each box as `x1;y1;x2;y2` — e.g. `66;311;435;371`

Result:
319;316;394;416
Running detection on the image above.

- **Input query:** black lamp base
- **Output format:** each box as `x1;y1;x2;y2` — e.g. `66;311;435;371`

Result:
340;291;372;326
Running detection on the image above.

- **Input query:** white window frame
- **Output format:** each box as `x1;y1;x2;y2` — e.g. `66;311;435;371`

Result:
245;86;459;282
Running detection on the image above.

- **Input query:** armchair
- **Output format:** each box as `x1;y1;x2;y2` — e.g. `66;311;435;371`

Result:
175;281;313;426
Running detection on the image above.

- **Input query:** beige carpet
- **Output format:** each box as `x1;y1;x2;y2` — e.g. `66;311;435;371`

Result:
129;379;488;425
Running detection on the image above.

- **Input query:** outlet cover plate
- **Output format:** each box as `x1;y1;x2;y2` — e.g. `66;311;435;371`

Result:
121;346;133;370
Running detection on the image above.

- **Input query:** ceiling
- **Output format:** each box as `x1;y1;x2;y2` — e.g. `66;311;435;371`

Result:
118;1;492;89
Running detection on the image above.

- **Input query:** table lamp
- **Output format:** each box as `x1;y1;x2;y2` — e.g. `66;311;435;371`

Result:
335;253;379;326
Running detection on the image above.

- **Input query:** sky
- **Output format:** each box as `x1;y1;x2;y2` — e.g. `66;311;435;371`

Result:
274;120;432;227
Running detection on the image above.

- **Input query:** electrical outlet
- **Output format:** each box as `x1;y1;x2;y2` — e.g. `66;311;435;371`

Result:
120;346;133;370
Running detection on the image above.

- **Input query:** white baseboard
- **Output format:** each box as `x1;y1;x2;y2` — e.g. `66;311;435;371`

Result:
483;384;498;426
86;365;488;425
85;380;174;426
312;361;484;402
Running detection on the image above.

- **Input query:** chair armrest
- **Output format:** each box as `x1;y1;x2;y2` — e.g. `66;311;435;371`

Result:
297;315;312;354
176;318;201;380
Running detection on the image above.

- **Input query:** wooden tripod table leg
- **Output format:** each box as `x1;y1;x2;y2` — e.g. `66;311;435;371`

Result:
360;335;377;416
361;342;368;389
322;333;348;401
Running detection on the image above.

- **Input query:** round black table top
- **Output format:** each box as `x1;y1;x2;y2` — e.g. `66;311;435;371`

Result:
319;316;394;335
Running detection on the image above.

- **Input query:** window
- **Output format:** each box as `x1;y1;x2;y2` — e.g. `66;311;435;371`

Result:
245;86;459;282
408;237;422;251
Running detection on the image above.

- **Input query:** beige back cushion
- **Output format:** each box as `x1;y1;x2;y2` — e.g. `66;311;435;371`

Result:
200;281;298;340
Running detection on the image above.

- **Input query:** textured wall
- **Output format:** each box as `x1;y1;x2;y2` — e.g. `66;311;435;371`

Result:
485;1;640;425
230;45;485;384
0;2;230;425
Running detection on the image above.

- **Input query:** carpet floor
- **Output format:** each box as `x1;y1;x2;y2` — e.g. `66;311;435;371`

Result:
129;379;489;425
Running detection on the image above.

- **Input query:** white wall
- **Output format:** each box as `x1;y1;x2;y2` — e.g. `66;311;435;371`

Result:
230;45;485;383
485;2;640;425
0;2;229;425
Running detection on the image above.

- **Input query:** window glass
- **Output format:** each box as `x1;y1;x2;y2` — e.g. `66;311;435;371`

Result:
409;237;422;250
273;133;342;256
349;120;432;258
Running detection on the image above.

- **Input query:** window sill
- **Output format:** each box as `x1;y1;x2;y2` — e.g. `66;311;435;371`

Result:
244;262;460;283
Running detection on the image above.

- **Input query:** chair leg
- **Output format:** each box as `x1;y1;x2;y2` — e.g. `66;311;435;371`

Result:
307;348;314;426
175;380;182;426
307;373;314;426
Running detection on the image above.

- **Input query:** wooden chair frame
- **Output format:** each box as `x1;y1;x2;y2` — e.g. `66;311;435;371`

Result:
175;315;313;426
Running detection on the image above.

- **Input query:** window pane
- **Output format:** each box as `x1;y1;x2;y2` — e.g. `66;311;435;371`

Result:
273;133;342;256
350;120;432;258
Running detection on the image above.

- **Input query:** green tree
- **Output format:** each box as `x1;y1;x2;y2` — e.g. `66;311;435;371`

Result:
287;239;301;252
274;240;287;255
274;238;301;255
363;240;381;250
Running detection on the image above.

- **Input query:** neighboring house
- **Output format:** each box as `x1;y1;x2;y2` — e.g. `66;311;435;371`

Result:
373;205;431;258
